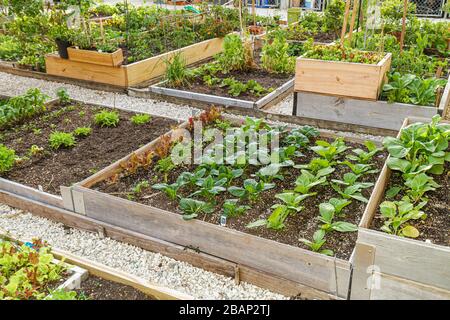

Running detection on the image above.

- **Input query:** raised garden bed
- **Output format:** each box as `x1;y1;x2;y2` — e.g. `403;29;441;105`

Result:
0;91;177;210
68;109;388;298
45;36;226;88
142;34;295;110
293;74;450;131
351;117;450;300
294;45;392;101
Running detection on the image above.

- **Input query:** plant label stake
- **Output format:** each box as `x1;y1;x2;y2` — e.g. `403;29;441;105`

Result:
220;215;227;227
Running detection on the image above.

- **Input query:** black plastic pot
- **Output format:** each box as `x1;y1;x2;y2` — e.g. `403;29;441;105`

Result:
55;39;71;59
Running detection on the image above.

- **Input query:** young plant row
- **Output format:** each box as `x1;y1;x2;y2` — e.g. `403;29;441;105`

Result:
0;89;152;174
164;33;295;98
111;109;383;257
380;115;450;238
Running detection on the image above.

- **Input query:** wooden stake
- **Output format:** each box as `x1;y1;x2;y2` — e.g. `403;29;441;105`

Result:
348;0;360;46
399;0;408;53
252;0;256;27
238;0;244;35
340;0;352;46
100;18;105;44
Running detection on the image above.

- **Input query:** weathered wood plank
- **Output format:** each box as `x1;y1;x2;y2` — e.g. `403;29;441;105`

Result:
0;178;63;208
51;248;193;300
76;186;351;297
371;272;450;300
0;189;334;299
350;242;376;299
295;91;439;131
358;228;450;291
148;84;256;109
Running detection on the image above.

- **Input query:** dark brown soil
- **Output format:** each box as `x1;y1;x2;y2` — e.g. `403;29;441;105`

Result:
94;131;387;260
312;31;337;44
77;276;155;300
167;50;293;101
0;102;177;195
371;161;450;247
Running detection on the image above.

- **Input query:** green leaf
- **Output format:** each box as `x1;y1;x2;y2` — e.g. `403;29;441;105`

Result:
400;225;420;238
386;186;402;199
246;219;267;229
331;221;358;232
387;157;411;173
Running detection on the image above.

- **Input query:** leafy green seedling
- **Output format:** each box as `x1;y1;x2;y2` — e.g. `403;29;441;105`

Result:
300;229;334;256
73;127;92;137
0;144;15;173
223;199;251;217
346;140;382;164
228;179;275;202
318;203;357;233
131;114;151;125
179;198;215;220
379;197;427;238
94;110;120;127
49;131;76;150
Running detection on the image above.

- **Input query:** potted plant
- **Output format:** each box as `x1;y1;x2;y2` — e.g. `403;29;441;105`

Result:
49;24;74;59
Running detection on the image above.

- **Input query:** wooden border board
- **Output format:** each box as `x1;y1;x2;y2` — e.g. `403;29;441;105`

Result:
143;78;295;110
45;36;225;88
293;80;449;131
0;96;183;213
351;117;450;299
0;189;339;300
294;53;392;101
0;228;192;300
69;114;391;299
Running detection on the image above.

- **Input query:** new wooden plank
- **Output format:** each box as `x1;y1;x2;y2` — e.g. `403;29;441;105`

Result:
45;54;128;87
67;47;124;67
358;228;450;291
76;186;351;297
439;75;450;119
0;189;333;299
0;178;63;208
371;272;450;300
125;37;225;86
0;61;126;93
295;91;438;131
294;55;390;100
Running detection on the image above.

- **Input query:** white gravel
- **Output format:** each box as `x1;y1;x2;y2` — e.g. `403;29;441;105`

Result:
0;72;200;121
0;203;286;300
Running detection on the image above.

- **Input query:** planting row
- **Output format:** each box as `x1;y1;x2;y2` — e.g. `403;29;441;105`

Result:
0;89;177;195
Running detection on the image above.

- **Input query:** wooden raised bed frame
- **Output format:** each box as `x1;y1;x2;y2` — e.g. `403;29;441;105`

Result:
0;97;179;214
294;52;392;100
144;78;295;110
45;36;225;88
293;75;450;131
67;47;124;67
67;114;388;299
351;117;450;300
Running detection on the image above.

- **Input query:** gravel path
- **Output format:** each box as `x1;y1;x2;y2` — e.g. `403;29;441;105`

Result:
0;204;286;300
0;72;200;121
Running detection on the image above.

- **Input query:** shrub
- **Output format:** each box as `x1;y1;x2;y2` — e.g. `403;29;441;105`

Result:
0;144;15;173
131;114;151;125
216;34;253;73
73;127;92;137
49;132;76;150
94;110;120;127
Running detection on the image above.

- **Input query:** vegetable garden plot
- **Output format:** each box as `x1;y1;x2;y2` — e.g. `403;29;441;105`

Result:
0;89;177;208
351;116;450;300
70;108;388;298
146;34;296;110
